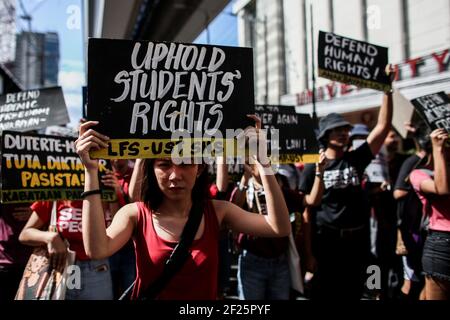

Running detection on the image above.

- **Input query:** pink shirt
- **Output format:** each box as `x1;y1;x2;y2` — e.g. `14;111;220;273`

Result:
410;169;450;232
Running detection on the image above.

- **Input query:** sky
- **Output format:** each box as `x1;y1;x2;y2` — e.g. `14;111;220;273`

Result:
16;0;84;128
194;0;238;46
15;0;238;128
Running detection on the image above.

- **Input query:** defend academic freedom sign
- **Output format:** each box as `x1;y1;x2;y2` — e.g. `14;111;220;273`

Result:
255;105;319;163
0;87;70;132
318;31;391;92
87;39;254;159
1;131;116;204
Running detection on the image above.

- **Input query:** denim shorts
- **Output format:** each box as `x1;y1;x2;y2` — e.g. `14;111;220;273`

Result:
422;230;450;282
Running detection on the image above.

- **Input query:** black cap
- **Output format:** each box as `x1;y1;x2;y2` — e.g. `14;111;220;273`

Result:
317;113;353;141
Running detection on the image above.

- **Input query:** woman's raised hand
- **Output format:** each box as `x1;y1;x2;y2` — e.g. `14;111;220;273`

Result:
75;121;109;170
245;114;271;168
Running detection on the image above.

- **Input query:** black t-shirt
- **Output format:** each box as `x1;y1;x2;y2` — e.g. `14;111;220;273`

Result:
394;154;422;191
299;142;374;229
393;154;425;232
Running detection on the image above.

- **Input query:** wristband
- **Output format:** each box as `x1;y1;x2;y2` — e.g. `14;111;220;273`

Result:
81;189;102;198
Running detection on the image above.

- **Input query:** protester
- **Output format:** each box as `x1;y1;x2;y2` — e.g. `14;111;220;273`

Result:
394;124;430;300
299;71;394;299
102;159;137;299
18;199;114;300
0;203;33;300
232;152;326;300
75;116;291;300
367;129;408;299
409;128;450;300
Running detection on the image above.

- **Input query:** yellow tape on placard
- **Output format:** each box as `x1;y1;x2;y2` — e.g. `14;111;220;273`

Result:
1;189;116;204
90;138;320;164
90;139;247;159
319;69;391;92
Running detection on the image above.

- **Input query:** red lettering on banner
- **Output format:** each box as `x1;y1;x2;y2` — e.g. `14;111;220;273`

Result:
317;87;324;101
326;82;337;98
407;57;423;78
432;49;449;73
341;84;353;95
393;64;400;81
294;49;449;106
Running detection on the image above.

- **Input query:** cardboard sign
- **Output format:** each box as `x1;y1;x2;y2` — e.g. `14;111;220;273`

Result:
255;105;320;163
88;39;254;159
392;90;417;139
411;92;450;134
0;87;70;132
1;131;116;204
318;31;391;92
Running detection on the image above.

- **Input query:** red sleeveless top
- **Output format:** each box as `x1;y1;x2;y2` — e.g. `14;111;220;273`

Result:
131;201;220;300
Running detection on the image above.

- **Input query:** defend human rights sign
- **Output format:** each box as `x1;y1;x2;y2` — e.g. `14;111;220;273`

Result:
0;87;70;132
318;31;391;92
255;105;319;163
1;131;116;204
87;39;255;159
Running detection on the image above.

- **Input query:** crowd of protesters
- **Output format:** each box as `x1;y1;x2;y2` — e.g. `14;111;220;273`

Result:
1;73;450;301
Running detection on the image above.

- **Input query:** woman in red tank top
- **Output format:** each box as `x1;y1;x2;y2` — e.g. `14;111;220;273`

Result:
75;116;291;300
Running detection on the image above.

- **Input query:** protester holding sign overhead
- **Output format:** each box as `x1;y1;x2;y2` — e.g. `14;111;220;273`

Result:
87;39;254;160
75;116;290;300
299;65;395;300
231;150;327;300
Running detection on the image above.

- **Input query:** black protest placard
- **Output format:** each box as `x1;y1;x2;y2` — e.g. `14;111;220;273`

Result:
411;92;450;134
88;39;254;159
255;105;320;163
318;31;391;92
0;87;70;132
1;131;116;204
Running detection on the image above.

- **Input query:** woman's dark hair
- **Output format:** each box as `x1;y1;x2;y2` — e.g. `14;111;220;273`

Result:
414;124;432;153
140;159;210;211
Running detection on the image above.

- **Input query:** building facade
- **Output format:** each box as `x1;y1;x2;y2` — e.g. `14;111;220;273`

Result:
234;0;450;127
14;31;60;89
0;0;16;64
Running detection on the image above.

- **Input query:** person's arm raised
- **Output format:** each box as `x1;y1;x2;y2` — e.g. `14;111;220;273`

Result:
419;129;450;195
304;150;327;207
367;65;395;155
217;115;290;237
129;158;144;202
76;121;136;259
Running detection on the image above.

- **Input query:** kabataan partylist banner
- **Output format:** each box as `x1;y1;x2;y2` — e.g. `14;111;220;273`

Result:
318;31;391;92
88;39;255;160
1;131;116;204
0;87;70;132
255;105;320;164
411;92;450;134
